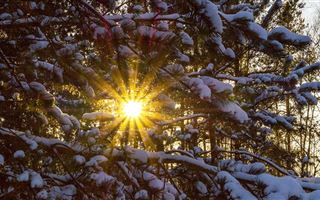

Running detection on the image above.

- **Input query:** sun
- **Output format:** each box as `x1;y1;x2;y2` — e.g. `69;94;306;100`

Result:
123;101;143;118
97;60;174;147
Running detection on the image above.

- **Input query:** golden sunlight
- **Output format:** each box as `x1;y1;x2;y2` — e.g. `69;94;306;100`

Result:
123;101;143;118
97;60;175;147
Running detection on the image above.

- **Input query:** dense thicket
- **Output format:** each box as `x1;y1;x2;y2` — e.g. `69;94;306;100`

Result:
1;0;320;199
227;0;320;176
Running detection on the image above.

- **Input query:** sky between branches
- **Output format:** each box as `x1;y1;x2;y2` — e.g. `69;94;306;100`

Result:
302;0;319;23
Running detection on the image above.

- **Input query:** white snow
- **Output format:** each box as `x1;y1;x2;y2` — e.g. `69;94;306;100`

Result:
157;22;169;31
152;0;168;12
275;115;294;130
48;106;79;133
148;178;164;190
48;184;76;200
178;133;191;141
112;26;125;39
134;190;149;199
29;40;49;52
254;111;293;130
224;48;236;59
302;156;309;164
29;1;38;10
302;92;318;105
1;1;320;199
299;82;320;92
74;52;84;61
0;154;4;165
33;60;63;81
85;85;95;98
235;162;266;174
120;18;136;30
215;171;257;200
87;137;96;144
248;22;268;40
188;78;211;100
175;50;190;63
14;150;25;158
200;76;233;94
0;13;12;20
132;5;143;12
92;25;106;39
126;147;149;163
79;127;100;137
269;26;311;45
36;190;48;199
143;172;157;182
207;63;214;71
118;45;135;58
29;81;46;92
179;31;194;46
56;43;76;56
255;86;281;103
73;155;86;165
30;172;44;188
82;112;114;121
196;0;223;33
215;100;249;123
223;11;253;22
209;35;235;58
137;26;175;42
254;112;277;125
85;155;108;167
257;173;304;200
195;181;208;194
17;170;30;182
90;171;114;186
303;190;320;200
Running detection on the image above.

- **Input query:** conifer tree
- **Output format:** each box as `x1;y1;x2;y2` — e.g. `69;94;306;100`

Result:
1;0;320;199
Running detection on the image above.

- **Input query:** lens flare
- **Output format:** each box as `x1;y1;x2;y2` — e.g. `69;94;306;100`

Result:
97;60;175;147
123;101;142;118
